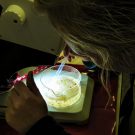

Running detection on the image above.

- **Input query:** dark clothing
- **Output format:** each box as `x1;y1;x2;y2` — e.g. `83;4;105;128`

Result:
119;74;134;135
117;73;135;135
26;115;70;135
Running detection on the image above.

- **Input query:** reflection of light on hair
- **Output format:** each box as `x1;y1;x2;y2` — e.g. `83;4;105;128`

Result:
111;122;116;134
112;96;116;102
27;0;34;2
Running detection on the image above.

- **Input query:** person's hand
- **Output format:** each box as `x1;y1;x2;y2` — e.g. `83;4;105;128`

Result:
5;71;48;134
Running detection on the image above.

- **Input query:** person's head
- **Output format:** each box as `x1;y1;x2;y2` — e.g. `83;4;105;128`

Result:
35;0;135;73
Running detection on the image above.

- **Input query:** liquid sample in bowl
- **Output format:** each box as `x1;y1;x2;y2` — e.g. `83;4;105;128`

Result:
43;75;81;108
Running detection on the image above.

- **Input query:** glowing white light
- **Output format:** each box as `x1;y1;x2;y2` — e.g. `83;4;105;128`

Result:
40;75;81;108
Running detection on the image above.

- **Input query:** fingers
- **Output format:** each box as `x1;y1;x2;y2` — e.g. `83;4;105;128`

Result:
26;71;41;96
11;71;41;99
14;81;32;98
6;87;22;120
7;88;21;110
6;82;48;134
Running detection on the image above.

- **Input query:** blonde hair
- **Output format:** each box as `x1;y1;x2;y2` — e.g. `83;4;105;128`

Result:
35;0;135;107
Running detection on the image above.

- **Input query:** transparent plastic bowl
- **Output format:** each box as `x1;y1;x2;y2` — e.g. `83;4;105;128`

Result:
40;65;82;108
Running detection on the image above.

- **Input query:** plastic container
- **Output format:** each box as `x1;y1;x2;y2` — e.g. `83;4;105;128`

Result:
40;65;82;108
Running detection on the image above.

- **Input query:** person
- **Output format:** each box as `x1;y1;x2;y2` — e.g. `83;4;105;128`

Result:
5;0;135;135
6;71;71;135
